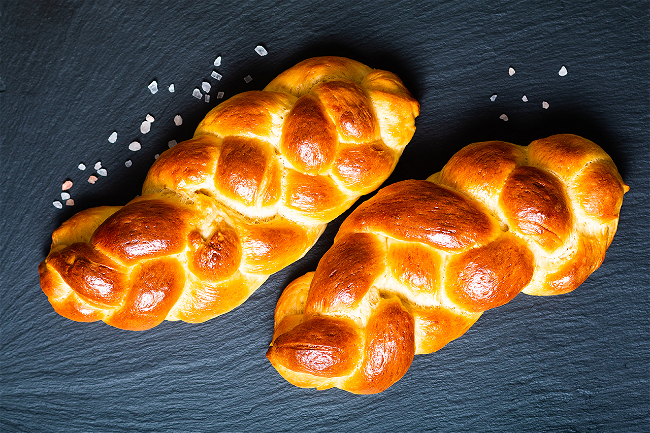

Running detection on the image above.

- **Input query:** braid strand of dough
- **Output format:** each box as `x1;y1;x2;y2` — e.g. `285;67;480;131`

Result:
266;134;628;394
39;57;419;330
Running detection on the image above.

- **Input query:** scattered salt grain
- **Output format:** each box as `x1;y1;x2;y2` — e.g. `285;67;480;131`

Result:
211;71;222;81
154;154;159;160
148;80;158;94
193;88;202;99
125;159;133;167
174;115;183;126
202;81;211;93
168;84;175;93
97;168;107;177
108;131;118;143
214;56;222;67
66;199;75;206
94;161;102;170
53;201;63;209
508;67;515;76
61;192;71;200
217;91;224;99
168;140;177;148
146;114;155;123
205;94;210;103
559;66;567;76
542;101;550;109
255;45;268;56
141;120;151;134
129;141;141;151
490;94;497;102
88;175;98;184
62;180;73;190
244;75;252;83
499;114;509;121
522;95;528;102
78;163;86;171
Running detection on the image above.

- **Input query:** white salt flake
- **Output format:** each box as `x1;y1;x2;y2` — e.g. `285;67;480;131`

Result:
559;66;568;76
509;67;515;76
490;94;497;102
522;95;528;102
168;140;177;148
61;192;71;200
97;168;108;177
174;115;183;126
202;81;211;93
154;154;159;160
217;91;224;99
108;131;118;143
148;80;158;94
168;84;175;93
500;114;509;121
192;88;202;99
129;141;141;151
255;45;268;56
211;71;222;81
65;199;74;206
205;94;210;103
141;121;151;134
244;75;252;83
214;56;221;67
542;101;550;109
125;159;133;167
146;114;155;123
78;163;86;171
94;161;102;170
53;201;63;209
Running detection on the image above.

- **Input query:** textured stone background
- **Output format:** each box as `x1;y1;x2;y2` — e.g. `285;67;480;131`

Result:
1;1;648;431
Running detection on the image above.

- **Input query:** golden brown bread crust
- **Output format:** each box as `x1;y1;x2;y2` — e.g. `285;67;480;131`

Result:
266;134;628;394
39;57;419;330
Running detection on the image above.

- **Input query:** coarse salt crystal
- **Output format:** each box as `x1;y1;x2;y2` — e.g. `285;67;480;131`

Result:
174;115;183;126
53;201;63;209
97;168;107;177
202;81;211;93
66;199;75;206
146;114;155;123
78;163;86;171
62;180;73;190
508;67;515;76
129;141;141;151
205;94;210;103
192;88;202;99
217;91;224;99
108;131;118;143
94;161;102;170
214;56;221;67
490;94;497;102
542;101;550;109
61;192;71;200
125;159;133;167
522;95;528;102
148;80;158;94
559;66;567;76
140;120;151;134
255;45;268;56
500;114;509;121
168;140;177;148
154;154;159;159
211;71;222;81
88;175;98;184
168;84;175;93
244;75;252;83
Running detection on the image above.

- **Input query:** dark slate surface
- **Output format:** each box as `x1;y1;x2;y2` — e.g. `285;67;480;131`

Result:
1;1;648;432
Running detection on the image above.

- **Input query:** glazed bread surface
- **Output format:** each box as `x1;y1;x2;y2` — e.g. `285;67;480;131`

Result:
266;134;628;394
39;56;420;330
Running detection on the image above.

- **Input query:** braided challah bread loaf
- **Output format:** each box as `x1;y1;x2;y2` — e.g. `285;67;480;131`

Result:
39;57;420;330
266;134;628;394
